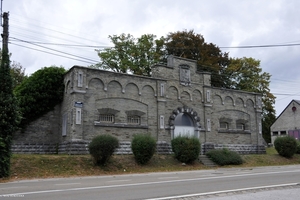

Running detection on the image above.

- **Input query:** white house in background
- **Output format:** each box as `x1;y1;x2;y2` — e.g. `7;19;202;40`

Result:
270;100;300;144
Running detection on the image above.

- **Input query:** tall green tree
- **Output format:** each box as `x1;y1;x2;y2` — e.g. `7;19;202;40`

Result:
164;30;230;87
95;33;165;76
226;57;276;143
0;49;20;178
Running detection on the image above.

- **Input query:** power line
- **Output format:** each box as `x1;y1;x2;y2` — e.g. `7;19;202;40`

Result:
9;37;110;48
10;42;97;65
220;43;300;49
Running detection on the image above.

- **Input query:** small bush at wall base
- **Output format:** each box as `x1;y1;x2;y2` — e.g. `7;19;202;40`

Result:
206;148;243;166
88;134;119;165
131;134;156;165
295;141;300;154
171;136;200;164
274;136;297;158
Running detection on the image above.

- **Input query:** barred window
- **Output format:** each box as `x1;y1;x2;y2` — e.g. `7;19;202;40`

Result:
273;131;278;136
220;122;228;129
127;115;140;125
99;114;114;123
236;123;245;130
280;131;286;135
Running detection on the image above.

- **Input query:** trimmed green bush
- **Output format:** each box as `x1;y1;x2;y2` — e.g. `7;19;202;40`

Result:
88;134;119;165
131;134;156;165
171;136;200;164
206;148;243;166
295;141;300;154
274;136;297;158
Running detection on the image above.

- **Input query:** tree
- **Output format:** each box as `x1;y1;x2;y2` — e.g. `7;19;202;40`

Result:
226;57;276;143
164;30;230;87
0;51;26;90
14;66;66;129
95;33;165;76
0;49;20;178
10;61;27;89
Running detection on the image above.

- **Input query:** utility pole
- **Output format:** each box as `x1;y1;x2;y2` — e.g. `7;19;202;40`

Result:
2;11;8;52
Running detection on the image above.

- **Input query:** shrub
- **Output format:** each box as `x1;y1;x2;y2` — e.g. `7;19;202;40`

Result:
295;141;300;154
274;136;297;158
171;136;200;164
131;134;156;165
206;148;243;166
88;134;119;165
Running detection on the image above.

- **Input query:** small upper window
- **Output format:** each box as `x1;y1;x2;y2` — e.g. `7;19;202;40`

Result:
99;114;114;123
236;123;245;130
127;115;140;125
280;131;286;135
78;71;83;87
273;131;278;136
220;122;228;129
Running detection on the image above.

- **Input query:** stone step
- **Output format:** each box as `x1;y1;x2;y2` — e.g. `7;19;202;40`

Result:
198;155;218;167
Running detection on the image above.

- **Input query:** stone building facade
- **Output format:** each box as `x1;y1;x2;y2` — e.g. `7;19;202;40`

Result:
270;99;300;144
12;56;266;154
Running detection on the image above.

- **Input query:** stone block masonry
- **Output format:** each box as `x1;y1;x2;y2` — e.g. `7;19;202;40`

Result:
12;141;265;155
12;55;265;155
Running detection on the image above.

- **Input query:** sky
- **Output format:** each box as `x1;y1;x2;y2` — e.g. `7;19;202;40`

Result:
3;0;300;117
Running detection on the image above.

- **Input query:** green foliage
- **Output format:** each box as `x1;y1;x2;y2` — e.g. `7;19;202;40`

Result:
88;134;119;165
131;134;156;165
296;141;300;154
274;136;297;158
14;66;65;129
95;33;164;76
10;61;27;90
226;57;276;143
164;30;230;87
171;136;200;164
206;148;243;166
0;136;11;177
0;50;20;178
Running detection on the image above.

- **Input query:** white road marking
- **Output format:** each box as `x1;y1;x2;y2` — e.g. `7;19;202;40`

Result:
145;183;300;200
3;169;300;196
107;179;131;183
0;186;28;190
55;183;81;186
158;177;178;179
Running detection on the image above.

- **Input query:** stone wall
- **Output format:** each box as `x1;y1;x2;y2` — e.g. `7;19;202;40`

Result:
12;105;61;144
201;143;266;154
11;140;172;155
12;56;265;155
12;141;265;155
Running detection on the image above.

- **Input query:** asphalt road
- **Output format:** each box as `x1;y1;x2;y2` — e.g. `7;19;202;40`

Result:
1;165;300;200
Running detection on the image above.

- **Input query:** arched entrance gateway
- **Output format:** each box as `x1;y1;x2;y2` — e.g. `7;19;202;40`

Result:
169;107;201;139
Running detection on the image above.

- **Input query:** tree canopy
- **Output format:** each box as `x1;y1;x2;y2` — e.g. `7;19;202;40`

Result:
14;66;66;129
226;57;276;142
164;30;230;87
95;33;164;76
10;61;27;90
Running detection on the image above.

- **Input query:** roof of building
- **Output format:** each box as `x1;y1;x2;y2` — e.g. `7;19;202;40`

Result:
271;99;300;127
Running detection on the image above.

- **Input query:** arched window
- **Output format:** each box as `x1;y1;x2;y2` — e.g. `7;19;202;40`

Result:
220;122;228;129
236;123;245;130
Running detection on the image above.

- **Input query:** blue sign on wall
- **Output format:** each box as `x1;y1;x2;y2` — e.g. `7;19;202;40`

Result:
74;102;83;108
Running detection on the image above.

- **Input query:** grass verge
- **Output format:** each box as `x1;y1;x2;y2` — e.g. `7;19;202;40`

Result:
1;147;300;182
